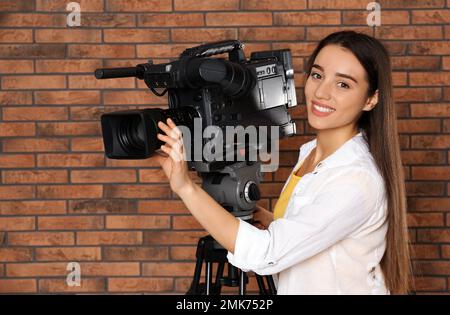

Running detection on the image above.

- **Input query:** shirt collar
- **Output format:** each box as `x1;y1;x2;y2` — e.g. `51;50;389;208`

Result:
298;129;370;171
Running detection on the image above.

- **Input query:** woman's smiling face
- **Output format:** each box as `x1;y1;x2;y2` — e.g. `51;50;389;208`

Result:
304;44;377;132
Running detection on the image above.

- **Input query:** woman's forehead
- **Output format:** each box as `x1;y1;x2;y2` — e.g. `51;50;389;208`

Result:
313;45;367;81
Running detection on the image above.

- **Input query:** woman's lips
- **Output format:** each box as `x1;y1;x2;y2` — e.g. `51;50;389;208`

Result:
311;100;336;117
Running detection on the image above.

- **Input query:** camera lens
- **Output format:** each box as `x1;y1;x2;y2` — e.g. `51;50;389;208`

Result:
118;115;146;153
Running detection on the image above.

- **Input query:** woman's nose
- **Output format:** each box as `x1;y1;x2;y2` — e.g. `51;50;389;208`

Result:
314;80;332;100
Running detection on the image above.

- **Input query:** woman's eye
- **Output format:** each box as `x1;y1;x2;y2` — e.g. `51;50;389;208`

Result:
338;82;350;89
311;72;322;79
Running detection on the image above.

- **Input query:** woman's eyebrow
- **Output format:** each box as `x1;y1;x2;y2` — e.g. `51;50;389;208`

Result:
312;64;358;84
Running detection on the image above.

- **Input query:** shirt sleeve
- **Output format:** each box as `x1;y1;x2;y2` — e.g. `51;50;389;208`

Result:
226;168;384;275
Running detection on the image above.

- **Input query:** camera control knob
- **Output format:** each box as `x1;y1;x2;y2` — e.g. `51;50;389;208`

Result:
244;181;260;202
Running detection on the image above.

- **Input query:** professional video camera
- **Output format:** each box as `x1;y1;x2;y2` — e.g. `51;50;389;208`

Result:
95;40;298;294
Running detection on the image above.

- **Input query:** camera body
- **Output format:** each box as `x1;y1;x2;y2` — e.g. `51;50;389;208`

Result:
97;40;297;171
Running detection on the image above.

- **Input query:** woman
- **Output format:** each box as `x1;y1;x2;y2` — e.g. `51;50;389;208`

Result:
154;31;410;295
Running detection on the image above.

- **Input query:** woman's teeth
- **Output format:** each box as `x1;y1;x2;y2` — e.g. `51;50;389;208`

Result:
313;104;335;113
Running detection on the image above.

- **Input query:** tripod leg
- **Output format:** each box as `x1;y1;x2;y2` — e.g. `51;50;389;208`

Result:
239;270;246;295
255;275;268;295
205;262;213;295
187;254;204;295
213;262;225;295
266;275;277;295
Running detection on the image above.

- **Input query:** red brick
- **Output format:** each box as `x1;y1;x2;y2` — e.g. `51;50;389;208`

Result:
143;262;195;276
0;44;66;58
0;59;34;73
411;103;450;117
37;153;104;167
383;0;446;8
343;10;410;25
35;59;102;73
68;75;135;89
138;169;169;183
242;0;306;10
3;170;68;184
0;29;32;42
69;199;138;214
104;185;171;199
107;158;160;168
35;29;101;43
77;231;143;245
0;154;35;168
175;0;239;11
0;91;32;104
107;0;172;12
38;216;104;230
275;11;340;26
35;247;102;261
8;232;74;246
137;43;196;58
0;279;37;293
406;182;445;196
206;12;272;26
3;107;68;121
414;261;450;276
173;216;203;230
309;0;375;9
412;9;450;24
412;167;450;180
1;75;66;90
35;90;100;105
81;262;140;276
394;88;442;102
240;27;304;41
0;201;66;215
106;215;170;229
397;119;441;133
68;45;135;58
410;72;450;86
273;42;317;57
376;26;443;40
0;123;36;137
306;26;371;41
408;213;444;227
411;244;440;259
39;278;105;293
36;0;104;12
71;137;104;152
108;277;173;292
0;14;66;27
103;90;163;105
37;185;103;199
418;229;450;242
2;138;69;152
104;29;169;43
138;13;204;27
411;135;450;149
0;248;33;262
0;0;34;11
408;198;450;212
391;56;441;70
0;186;34;200
138;200;190;214
413;277;446;291
409;41;450;55
172;28;237;43
37;122;101;136
144;231;206;245
71;170;136;183
69;107;108;121
81;14;136;27
103;246;168;261
170;246;197;260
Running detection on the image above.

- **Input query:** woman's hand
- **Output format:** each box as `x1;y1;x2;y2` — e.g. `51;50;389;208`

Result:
154;118;194;195
252;204;274;230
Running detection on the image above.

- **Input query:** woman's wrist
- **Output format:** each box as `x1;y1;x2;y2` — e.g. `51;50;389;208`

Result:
176;179;197;199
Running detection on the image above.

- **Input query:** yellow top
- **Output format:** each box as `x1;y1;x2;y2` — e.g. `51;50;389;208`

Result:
273;162;303;220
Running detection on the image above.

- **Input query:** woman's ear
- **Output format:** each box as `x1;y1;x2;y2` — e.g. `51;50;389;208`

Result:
363;89;379;111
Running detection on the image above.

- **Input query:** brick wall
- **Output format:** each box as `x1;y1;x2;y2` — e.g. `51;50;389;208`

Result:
0;0;448;294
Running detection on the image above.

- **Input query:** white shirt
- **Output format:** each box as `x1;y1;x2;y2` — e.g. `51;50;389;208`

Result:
227;130;389;295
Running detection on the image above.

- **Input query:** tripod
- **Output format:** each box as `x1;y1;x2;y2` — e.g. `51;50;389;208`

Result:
186;235;276;295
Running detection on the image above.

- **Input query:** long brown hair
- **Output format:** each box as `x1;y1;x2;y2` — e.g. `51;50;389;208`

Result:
304;31;411;294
